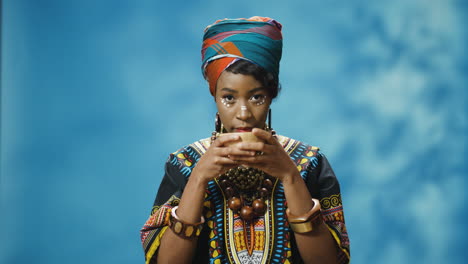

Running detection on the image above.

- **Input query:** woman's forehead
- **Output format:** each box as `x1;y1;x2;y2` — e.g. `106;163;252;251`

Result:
216;72;262;91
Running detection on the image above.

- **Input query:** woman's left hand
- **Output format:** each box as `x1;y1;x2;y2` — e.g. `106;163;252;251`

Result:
231;128;299;183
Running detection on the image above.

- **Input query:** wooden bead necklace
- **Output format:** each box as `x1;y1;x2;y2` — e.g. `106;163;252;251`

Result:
218;166;274;221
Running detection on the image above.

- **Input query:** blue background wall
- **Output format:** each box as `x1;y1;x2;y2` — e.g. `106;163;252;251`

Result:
1;0;467;263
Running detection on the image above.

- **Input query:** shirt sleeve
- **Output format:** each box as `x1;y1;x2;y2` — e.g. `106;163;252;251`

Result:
306;152;351;264
140;153;187;264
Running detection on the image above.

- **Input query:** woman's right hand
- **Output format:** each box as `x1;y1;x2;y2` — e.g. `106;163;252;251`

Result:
191;134;256;183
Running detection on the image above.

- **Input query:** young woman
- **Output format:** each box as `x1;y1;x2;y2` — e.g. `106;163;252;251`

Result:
141;17;350;264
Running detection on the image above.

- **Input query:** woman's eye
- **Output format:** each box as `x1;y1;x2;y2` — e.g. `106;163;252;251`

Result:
221;95;235;107
250;94;266;104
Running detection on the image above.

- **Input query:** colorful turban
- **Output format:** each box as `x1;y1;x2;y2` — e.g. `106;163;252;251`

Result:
201;16;283;95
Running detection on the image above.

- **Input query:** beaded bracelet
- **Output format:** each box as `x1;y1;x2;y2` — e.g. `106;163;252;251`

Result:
286;198;323;233
169;206;205;239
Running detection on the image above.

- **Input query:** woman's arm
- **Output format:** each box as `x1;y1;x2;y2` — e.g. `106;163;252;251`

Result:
156;172;208;264
281;171;338;264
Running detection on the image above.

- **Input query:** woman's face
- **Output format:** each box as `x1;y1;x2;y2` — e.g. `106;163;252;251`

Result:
215;71;272;133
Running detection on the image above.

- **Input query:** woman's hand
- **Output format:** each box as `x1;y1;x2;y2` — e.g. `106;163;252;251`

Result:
191;134;257;184
232;128;299;183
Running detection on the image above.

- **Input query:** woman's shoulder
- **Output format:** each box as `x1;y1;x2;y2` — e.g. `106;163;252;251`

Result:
277;134;321;156
164;138;212;178
170;137;212;158
276;134;325;172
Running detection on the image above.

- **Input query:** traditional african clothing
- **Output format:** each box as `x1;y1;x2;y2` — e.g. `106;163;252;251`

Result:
141;135;350;264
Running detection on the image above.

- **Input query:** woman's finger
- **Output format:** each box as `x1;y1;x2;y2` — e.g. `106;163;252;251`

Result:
214;144;256;157
212;156;240;165
252;128;277;145
235;141;264;151
231;153;267;164
236;141;276;154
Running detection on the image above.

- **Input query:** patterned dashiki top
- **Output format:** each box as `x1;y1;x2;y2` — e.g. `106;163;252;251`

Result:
141;135;350;264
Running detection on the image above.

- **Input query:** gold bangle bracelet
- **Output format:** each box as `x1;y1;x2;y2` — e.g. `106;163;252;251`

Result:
288;212;323;233
286;198;321;222
169;206;205;239
286;198;323;233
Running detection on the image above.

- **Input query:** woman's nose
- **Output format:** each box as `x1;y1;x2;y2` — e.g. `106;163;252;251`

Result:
236;105;252;120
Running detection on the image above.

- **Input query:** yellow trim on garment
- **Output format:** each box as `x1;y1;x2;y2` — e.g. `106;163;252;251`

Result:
325;224;350;261
145;226;169;264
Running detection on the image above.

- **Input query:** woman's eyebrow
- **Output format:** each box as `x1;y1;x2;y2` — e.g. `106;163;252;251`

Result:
248;87;266;94
219;87;265;94
219;87;238;93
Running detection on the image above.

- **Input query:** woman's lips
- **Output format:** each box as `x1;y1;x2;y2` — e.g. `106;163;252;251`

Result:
235;127;253;132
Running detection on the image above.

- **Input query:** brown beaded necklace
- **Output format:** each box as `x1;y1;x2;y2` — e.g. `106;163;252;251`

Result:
217;166;274;221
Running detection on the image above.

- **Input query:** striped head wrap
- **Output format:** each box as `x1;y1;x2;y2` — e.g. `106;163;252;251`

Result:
201;16;283;95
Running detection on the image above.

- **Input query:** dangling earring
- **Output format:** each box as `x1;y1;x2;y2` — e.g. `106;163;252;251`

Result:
212;113;219;143
267;108;277;137
267;108;272;131
215;113;221;133
212;113;225;143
